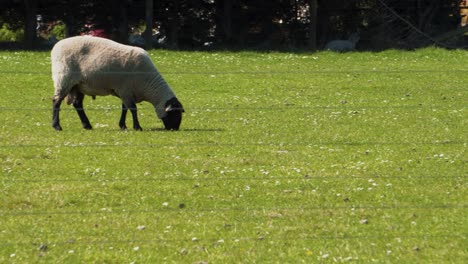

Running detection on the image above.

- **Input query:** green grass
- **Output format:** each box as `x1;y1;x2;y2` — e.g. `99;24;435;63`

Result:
0;48;466;263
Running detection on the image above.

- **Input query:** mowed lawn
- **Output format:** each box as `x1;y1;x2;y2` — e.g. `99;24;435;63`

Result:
0;48;466;262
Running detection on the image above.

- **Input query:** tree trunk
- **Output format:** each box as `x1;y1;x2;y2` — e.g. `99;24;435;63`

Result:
144;0;154;49
118;0;129;43
308;0;317;50
417;0;439;33
224;0;233;43
168;1;180;48
216;0;233;44
64;17;75;38
24;0;37;49
63;2;77;38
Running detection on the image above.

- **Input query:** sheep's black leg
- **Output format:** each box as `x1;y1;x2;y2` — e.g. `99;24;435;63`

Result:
128;102;142;131
73;92;92;130
119;103;128;130
52;96;64;131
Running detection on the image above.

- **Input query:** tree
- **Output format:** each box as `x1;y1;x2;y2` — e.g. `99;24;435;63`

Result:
215;0;234;45
144;0;153;49
24;0;38;48
308;0;317;50
375;0;462;48
0;0;465;50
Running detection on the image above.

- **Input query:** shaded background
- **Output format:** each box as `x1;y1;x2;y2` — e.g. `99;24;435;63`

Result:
0;0;466;50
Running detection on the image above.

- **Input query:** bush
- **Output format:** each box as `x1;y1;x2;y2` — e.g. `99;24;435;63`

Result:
50;21;66;40
0;24;23;42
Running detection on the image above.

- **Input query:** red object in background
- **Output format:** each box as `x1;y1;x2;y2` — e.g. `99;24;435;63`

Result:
88;29;109;38
81;24;110;39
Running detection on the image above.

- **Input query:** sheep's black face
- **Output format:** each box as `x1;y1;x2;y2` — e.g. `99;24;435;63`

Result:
162;97;184;130
162;110;183;130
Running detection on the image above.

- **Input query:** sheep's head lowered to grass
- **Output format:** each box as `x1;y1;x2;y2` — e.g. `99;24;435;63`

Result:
51;36;184;131
162;97;184;130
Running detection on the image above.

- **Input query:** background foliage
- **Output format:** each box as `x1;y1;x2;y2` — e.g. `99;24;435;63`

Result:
0;0;465;50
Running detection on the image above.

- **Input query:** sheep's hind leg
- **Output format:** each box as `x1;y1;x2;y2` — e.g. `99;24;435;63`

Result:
52;96;64;131
119;104;128;130
73;92;92;130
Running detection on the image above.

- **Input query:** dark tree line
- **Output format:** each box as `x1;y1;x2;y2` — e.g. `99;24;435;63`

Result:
0;0;464;50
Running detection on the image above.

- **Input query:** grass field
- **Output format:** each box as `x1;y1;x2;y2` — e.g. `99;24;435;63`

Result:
0;47;466;263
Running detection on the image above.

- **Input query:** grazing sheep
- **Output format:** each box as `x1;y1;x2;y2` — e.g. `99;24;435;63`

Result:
51;36;184;131
325;33;360;52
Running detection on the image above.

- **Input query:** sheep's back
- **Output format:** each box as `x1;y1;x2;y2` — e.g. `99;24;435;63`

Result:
51;36;157;97
52;36;153;74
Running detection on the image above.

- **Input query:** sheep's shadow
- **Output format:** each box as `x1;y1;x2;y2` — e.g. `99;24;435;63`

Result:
146;127;224;132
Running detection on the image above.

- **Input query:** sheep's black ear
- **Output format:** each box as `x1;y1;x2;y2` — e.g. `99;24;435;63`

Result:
165;98;184;112
165;105;184;112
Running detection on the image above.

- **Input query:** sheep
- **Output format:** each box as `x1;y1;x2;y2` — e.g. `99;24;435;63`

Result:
51;36;184;131
324;33;360;52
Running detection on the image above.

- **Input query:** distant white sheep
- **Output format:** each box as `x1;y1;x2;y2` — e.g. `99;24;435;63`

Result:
51;36;184;131
325;33;360;52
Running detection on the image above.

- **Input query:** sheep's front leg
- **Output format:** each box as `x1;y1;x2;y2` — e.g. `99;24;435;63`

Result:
121;102;142;131
129;102;143;131
119;103;128;130
73;92;92;130
52;96;64;131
